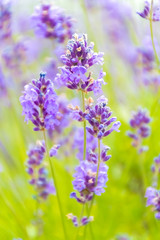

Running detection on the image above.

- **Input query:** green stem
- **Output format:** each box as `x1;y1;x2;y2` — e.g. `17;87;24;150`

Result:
74;204;85;240
96;139;101;184
81;91;87;160
85;204;95;240
83;195;95;240
83;138;101;239
43;130;68;240
150;0;160;65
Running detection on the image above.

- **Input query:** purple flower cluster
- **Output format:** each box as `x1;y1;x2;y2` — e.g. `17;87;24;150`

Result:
66;213;93;227
47;94;71;141
26;140;55;201
55;33;106;94
20;72;60;131
49;144;61;157
31;4;74;43
151;155;160;173
71;160;108;204
2;41;27;71
0;0;12;41
145;187;160;219
135;37;160;88
73;128;97;161
137;1;160;21
127;108;151;153
53;95;71;133
85;95;121;139
151;154;160;187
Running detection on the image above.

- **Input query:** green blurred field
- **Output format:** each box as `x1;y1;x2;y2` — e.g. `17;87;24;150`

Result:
1;0;160;239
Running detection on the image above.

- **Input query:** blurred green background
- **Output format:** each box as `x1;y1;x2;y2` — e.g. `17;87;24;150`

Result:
1;0;160;239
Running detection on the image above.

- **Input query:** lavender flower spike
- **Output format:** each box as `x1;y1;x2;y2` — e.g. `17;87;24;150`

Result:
145;187;160;219
71;160;108;204
20;72;59;131
49;144;61;157
26;140;55;201
85;95;121;139
151;154;160;187
137;1;160;22
0;0;12;41
55;33;106;94
66;213;93;227
127;107;151;153
31;3;74;42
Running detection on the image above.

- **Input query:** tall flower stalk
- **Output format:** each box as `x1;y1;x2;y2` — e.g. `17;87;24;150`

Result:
149;0;159;65
83;96;120;238
43;130;68;240
145;155;160;220
81;90;87;160
25;140;55;237
20;72;67;240
55;33;106;161
68;95;120;238
137;0;160;65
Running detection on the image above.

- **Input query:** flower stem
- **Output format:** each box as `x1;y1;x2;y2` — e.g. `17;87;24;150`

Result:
81;90;87;160
83;138;101;239
150;0;160;66
96;139;101;184
74;203;85;240
43;130;68;240
85;204;95;240
83;196;95;240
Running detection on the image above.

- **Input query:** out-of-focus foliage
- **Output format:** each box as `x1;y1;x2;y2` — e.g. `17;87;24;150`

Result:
1;0;160;239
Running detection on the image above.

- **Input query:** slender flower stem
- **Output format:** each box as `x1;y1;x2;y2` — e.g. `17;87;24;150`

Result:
35;199;42;239
43;130;68;240
83;138;101;239
96;139;101;184
150;0;160;66
74;203;85;240
85;204;95;240
81;90;87;160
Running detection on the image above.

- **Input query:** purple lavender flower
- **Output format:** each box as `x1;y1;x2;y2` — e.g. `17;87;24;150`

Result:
137;1;160;21
31;4;74;43
55;33;106;94
43;59;58;82
152;155;160;173
145;187;160;219
66;213;78;227
135;37;160;88
72;127;111;162
2;41;27;71
47;94;71;140
20;72;59;131
151;154;160;187
66;213;93;227
127;107;151;153
73;127;98;161
0;0;12;41
85;95;121;139
71;160;108;203
26;141;55;201
49;144;60;157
